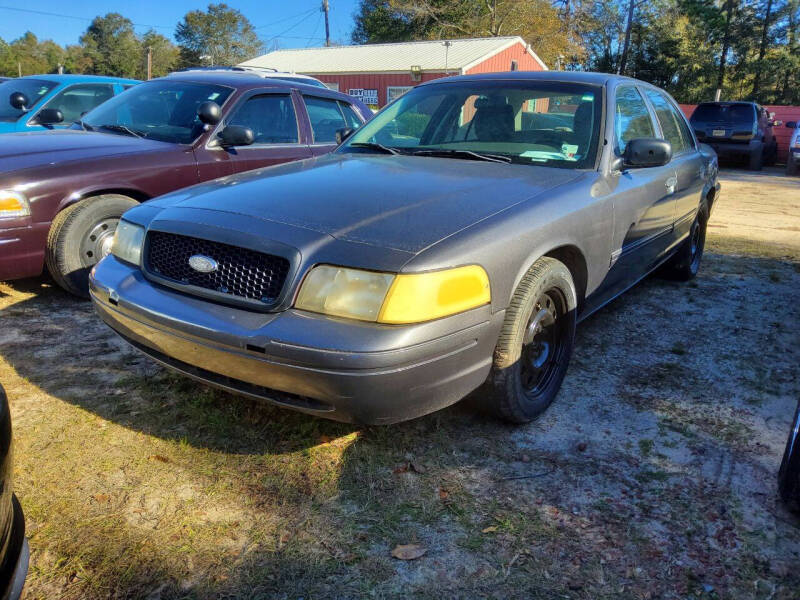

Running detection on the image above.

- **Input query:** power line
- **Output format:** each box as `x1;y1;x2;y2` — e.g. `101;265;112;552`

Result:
0;5;172;30
263;9;319;43
254;7;317;30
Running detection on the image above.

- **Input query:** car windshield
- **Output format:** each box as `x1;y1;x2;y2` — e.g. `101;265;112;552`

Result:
81;80;233;144
0;78;57;122
340;80;602;169
692;103;754;124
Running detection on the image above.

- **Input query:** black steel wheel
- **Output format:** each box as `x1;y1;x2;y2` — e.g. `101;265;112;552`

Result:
660;204;708;281
482;257;577;424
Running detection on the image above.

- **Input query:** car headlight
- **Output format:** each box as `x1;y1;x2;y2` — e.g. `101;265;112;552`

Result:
0;190;30;219
110;220;145;266
295;264;490;324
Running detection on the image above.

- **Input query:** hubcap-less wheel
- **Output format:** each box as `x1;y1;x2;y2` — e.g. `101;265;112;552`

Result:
79;217;119;267
688;215;705;274
520;289;567;395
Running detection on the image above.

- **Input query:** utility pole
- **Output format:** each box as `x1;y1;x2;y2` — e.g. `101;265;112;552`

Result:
17;62;21;77
322;0;331;47
147;47;152;80
442;41;452;75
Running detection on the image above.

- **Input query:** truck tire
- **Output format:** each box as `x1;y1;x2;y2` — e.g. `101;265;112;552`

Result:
480;257;577;424
45;194;138;298
748;147;763;171
787;156;799;176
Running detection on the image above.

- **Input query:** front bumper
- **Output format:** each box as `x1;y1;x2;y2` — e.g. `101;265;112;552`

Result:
90;256;504;424
0;221;49;282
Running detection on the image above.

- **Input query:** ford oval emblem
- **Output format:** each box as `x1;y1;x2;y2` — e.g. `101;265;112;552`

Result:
188;254;218;274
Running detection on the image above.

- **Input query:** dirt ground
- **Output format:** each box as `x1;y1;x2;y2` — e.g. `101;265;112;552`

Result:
1;167;799;599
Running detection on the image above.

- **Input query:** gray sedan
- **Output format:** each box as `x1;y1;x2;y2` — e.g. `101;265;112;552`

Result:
89;72;720;424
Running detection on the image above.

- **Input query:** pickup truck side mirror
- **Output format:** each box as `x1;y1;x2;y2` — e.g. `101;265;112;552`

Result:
35;108;64;125
335;127;355;145
219;125;254;148
9;92;29;111
622;138;672;168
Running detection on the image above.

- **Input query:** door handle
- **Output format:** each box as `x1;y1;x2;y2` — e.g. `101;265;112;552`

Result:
665;176;677;195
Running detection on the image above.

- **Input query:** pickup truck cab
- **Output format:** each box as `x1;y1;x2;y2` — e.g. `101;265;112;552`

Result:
0;74;138;134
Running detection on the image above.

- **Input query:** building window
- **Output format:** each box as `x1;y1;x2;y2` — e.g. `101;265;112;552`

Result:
323;82;339;91
510;60;518;71
387;86;413;104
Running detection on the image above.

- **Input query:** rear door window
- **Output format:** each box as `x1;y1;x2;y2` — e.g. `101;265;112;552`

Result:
614;86;656;153
338;101;363;129
42;84;114;123
227;94;298;144
304;96;349;143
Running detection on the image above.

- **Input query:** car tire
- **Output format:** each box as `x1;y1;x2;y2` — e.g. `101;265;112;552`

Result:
748;147;763;171
778;401;800;513
660;205;708;281
787;156;799;176
45;194;138;298
480;257;577;424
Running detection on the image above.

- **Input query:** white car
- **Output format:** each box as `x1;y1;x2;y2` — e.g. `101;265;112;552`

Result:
786;120;800;175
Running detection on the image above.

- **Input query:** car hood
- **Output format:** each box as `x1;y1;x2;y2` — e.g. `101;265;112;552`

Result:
147;154;586;254
0;129;170;173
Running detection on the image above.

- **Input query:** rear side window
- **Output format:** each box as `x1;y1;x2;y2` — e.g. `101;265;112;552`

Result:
644;89;691;154
228;94;298;144
42;83;114;123
304;96;349;143
614;86;655;153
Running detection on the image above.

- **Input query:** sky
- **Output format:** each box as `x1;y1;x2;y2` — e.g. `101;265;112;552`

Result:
0;0;361;50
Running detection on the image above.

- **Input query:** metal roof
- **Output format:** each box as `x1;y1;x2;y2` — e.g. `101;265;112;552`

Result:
240;36;546;74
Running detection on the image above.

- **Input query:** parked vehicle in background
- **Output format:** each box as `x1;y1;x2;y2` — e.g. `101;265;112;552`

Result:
90;72;719;425
0;384;28;600
0;74;138;134
689;101;779;170
779;400;800;512
785;120;800;175
0;70;371;297
0;77;9;83
181;66;329;88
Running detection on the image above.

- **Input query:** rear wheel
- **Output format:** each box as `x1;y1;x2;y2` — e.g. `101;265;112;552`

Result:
46;194;138;297
660;205;708;281
787;155;799;176
481;257;577;424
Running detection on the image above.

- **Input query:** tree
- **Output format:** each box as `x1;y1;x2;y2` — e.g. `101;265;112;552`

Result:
0;32;66;77
175;3;262;67
139;31;180;79
80;13;142;77
352;0;424;43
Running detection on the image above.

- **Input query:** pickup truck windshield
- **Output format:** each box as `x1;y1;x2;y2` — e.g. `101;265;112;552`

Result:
82;80;233;144
341;80;602;169
0;78;57;122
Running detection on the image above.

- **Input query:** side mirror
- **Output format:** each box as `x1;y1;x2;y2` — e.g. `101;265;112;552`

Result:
786;121;796;129
35;108;64;125
335;127;355;145
197;101;221;125
622;138;672;168
219;125;254;148
9;92;29;111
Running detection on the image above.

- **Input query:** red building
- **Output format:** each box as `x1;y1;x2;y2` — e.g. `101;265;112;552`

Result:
241;37;547;109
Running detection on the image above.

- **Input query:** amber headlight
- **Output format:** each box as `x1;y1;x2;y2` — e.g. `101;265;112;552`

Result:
110;220;145;266
0;190;30;219
295;264;490;324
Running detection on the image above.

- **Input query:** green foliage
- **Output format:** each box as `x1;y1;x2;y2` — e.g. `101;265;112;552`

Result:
174;3;262;68
80;13;142;78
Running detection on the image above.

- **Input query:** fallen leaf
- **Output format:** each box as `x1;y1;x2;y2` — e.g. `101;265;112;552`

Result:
393;463;409;474
482;526;498;533
391;543;427;560
410;462;427;474
438;488;450;500
93;493;110;504
279;531;291;544
149;454;170;463
319;435;333;444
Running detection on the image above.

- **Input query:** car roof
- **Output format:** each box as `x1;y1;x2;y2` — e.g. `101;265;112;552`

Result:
162;70;351;98
421;70;637;87
15;74;139;84
696;101;755;106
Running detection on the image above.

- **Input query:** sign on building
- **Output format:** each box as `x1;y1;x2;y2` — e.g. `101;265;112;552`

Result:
349;88;379;105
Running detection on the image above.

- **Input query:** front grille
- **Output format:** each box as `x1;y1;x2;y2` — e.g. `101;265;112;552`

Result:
145;231;290;304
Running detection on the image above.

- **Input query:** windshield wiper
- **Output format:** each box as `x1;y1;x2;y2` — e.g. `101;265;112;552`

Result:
411;148;512;163
99;124;145;138
76;119;93;131
348;142;402;155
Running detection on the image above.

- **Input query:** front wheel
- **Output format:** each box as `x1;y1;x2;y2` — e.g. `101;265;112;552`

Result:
480;257;577;424
45;194;138;297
